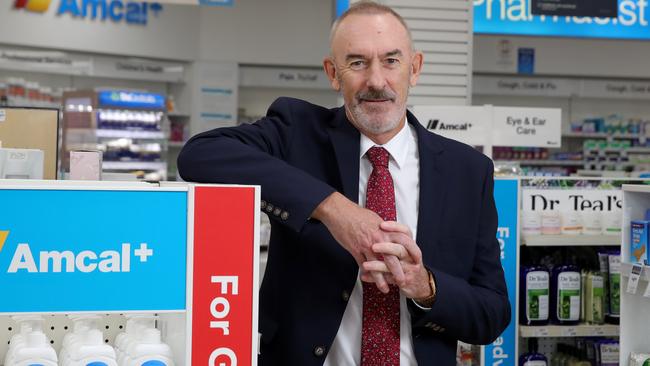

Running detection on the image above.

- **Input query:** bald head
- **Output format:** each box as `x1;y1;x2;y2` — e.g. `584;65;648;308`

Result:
329;1;413;54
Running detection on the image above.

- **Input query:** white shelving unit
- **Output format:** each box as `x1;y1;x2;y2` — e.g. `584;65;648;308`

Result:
518;160;585;166
563;132;646;140
620;184;650;365
102;161;167;171
522;234;621;246
520;324;620;338
68;128;167;140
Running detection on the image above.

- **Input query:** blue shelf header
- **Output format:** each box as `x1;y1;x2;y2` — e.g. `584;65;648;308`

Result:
98;90;166;110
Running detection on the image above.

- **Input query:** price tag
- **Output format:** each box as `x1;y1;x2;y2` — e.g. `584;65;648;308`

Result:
593;326;605;336
626;264;643;294
534;327;549;337
561;327;578;337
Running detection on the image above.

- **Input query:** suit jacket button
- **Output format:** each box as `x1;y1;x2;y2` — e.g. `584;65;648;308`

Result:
260;200;267;209
266;204;274;213
341;291;350;302
280;211;289;220
314;346;326;357
273;207;281;216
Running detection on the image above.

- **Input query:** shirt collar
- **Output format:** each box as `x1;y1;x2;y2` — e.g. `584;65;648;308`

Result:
359;118;411;169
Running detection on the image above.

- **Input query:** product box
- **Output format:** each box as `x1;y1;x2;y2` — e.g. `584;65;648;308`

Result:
70;150;102;181
630;220;649;265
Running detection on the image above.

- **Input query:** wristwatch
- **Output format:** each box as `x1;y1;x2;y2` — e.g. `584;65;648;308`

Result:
414;270;437;308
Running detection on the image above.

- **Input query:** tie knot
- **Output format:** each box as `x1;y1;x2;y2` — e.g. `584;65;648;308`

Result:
366;146;389;169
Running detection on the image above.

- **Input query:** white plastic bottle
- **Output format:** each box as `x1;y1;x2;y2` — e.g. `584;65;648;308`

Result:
4;318;33;366
67;328;117;366
61;314;117;366
8;316;57;366
126;328;175;366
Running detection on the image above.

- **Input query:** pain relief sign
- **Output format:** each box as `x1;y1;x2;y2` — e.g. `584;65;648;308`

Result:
189;185;260;366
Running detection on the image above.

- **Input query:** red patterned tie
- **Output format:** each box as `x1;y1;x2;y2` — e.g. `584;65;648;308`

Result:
361;146;400;365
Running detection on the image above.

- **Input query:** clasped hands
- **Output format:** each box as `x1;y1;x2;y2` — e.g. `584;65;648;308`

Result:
313;192;431;299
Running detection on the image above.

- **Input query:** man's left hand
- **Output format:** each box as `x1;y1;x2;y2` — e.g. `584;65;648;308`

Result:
360;221;432;300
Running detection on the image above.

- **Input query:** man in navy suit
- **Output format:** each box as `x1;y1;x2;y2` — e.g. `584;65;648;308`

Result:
178;2;510;365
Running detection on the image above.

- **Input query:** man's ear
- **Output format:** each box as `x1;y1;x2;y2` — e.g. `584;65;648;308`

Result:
323;57;341;91
409;51;424;87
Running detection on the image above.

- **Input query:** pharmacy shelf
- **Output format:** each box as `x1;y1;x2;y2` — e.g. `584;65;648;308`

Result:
621;262;650;281
519;324;619;338
517;160;585;167
169;141;185;148
102;161;167;171
522;234;621;246
68;128;166;139
563;132;645;139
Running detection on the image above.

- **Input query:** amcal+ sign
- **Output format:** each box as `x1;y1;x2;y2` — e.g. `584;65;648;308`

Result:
14;0;163;25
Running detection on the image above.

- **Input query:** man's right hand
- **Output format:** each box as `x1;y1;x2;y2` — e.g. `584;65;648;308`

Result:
311;192;404;293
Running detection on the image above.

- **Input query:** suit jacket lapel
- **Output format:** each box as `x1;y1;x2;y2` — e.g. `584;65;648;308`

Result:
327;107;360;203
408;111;445;260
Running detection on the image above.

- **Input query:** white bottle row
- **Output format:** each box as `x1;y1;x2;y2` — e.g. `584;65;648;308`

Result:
4;315;174;366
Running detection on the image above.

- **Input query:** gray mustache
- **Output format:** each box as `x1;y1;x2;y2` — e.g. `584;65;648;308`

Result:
357;89;396;101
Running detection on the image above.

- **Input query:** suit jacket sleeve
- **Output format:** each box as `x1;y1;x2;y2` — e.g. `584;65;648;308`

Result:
177;97;336;232
409;158;510;345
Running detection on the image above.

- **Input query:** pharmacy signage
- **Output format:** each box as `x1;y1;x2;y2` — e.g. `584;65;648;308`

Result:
484;179;519;366
190;185;260;366
13;0;163;25
474;0;650;40
0;186;188;313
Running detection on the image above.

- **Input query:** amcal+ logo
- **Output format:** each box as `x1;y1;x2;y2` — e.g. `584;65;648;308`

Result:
426;119;474;131
0;231;154;273
15;0;164;25
14;0;52;12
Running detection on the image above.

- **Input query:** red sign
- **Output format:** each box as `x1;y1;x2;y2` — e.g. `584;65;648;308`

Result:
191;186;258;366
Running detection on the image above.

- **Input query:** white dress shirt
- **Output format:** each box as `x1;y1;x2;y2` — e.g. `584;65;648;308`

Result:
324;120;420;365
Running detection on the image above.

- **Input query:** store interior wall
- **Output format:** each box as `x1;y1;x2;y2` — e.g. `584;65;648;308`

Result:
474;35;650;78
0;5;200;61
197;0;333;66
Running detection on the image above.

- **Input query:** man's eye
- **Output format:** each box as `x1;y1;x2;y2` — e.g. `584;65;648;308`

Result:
385;58;400;66
350;61;365;69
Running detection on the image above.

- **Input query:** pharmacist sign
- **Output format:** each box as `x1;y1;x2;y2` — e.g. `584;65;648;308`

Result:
474;0;650;40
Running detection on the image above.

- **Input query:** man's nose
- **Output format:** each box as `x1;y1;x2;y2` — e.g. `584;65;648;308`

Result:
366;62;387;91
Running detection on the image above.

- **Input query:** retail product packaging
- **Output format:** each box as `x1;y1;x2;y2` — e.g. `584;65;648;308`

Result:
602;212;622;235
630;220;649;265
597;340;619;366
541;211;561;235
520;266;550;325
561;211;583;235
629;353;650;366
519;339;547;366
584;271;605;324
522;211;542;236
598;252;611;317
70;150;102;181
551;264;581;325
582;212;603;235
607;253;621;321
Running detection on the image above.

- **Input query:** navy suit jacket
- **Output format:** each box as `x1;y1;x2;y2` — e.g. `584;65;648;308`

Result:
178;97;510;366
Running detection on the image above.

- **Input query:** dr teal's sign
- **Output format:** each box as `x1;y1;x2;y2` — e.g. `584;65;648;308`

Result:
522;188;622;212
14;0;163;25
474;0;650;40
